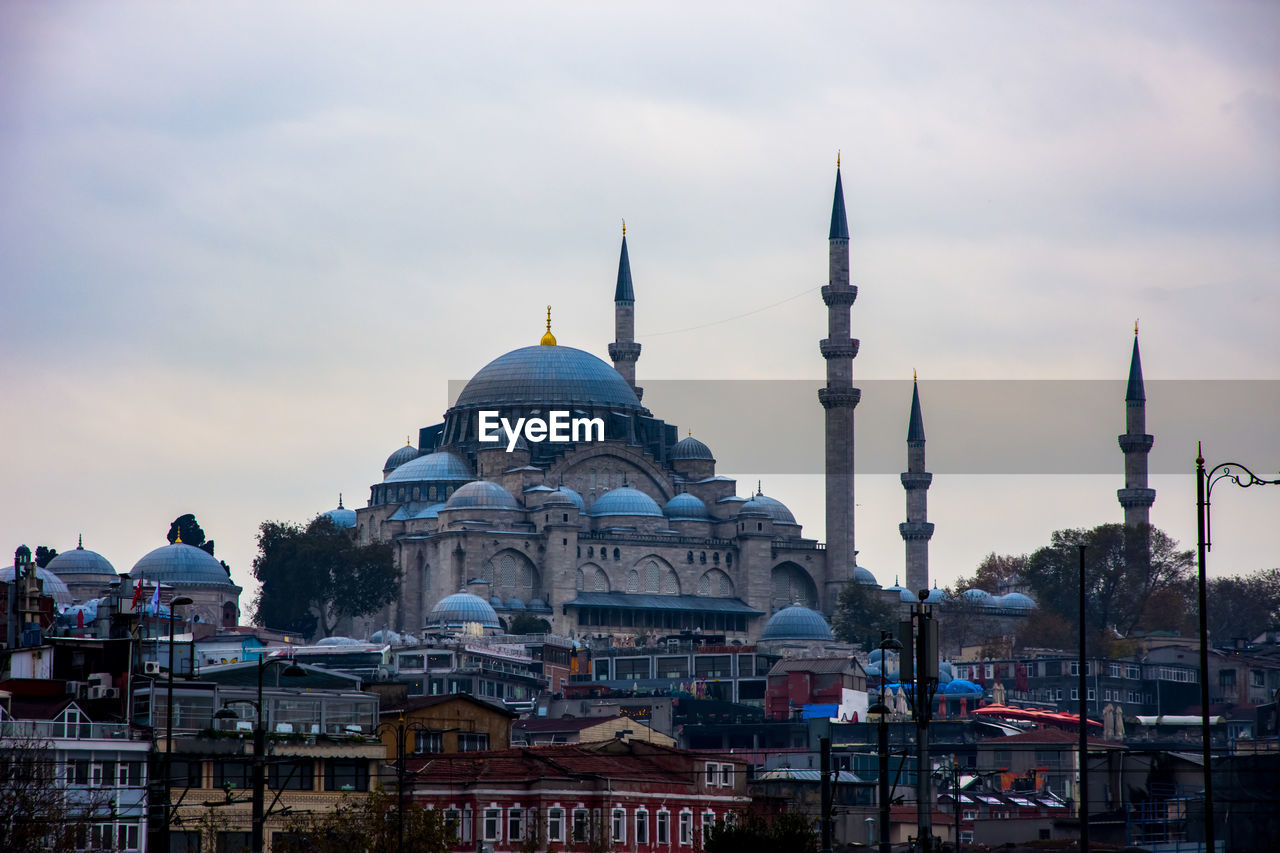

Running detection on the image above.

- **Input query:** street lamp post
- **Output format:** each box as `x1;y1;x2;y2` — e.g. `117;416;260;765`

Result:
374;715;434;853
868;630;902;853
1195;446;1279;853
215;652;306;853
159;594;193;853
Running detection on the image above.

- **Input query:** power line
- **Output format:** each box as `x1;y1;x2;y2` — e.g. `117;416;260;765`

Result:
646;286;821;338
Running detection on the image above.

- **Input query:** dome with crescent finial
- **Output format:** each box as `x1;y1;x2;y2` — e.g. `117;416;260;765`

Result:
131;542;236;587
444;481;520;511
671;435;714;461
383;441;420;474
46;538;117;583
664;493;710;521
590;487;664;518
427;589;501;631
320;496;357;529
385;451;472;484
453;345;641;411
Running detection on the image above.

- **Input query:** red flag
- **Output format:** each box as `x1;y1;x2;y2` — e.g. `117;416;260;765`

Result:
131;581;144;611
76;609;85;629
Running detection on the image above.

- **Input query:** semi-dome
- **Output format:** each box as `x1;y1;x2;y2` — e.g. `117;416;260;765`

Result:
544;486;586;512
853;565;879;586
427;590;501;631
760;604;834;642
46;540;117;581
0;565;72;607
384;442;421;473
130;543;235;586
663;493;710;521
671;435;714;461
740;493;797;525
444;481;520;510
385;451;472;484
320;496;357;529
454;345;642;411
590;487;663;518
997;592;1035;610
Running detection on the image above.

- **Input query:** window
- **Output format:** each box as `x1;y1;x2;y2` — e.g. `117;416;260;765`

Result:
444;809;461;840
720;764;733;786
71;759;89;785
484;808;501;842
1056;688;1064;700
216;831;251;853
1108;663;1123;677
573;808;590;843
1220;669;1237;688
657;810;670;844
1070;689;1079;701
508;808;524;842
1069;661;1080;676
679;811;693;845
1126;665;1141;679
706;763;718;785
214;761;251;790
268;760;314;791
963;810;977;820
458;732;490;751
636;809;649;845
701;811;715;841
121;761;144;787
324;759;369;792
548;807;564;842
415;731;443;754
1087;689;1095;701
463;806;473;843
1252;670;1266;688
612;808;626;843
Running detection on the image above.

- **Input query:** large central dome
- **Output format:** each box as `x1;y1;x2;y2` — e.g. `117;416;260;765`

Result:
454;345;642;411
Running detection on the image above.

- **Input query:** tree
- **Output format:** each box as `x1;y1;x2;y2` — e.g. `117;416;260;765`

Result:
1207;568;1280;644
704;810;817;853
167;513;233;576
251;515;398;639
831;580;896;649
507;613;552;635
1021;523;1193;641
272;788;451;853
33;546;58;568
0;734;115;852
955;552;1027;593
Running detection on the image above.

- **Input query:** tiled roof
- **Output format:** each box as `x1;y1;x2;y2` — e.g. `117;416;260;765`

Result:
514;715;622;733
382;694;515;717
767;656;858;675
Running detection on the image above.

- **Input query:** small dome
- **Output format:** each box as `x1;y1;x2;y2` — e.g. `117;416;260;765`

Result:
490;596;504;607
131;543;234;587
590;487;663;518
899;587;918;603
997;592;1035;610
664;493;710;521
427;590;501;631
544;486;586;512
853;565;879;586
925;586;949;604
385;451;472;484
505;597;526;610
671;436;714;461
960;588;994;604
445;481;520;511
760;604;834;642
384;443;420;473
527;597;550;612
740;493;797;525
317;636;363;646
46;542;116;581
321;496;357;529
0;565;72;607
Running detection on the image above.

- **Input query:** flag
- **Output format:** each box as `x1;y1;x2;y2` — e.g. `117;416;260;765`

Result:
150;582;160;616
131;581;144;611
76;609;85;629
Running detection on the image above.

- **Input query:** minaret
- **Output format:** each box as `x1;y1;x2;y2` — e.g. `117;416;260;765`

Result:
609;221;643;401
1118;324;1155;566
899;373;934;595
819;157;860;608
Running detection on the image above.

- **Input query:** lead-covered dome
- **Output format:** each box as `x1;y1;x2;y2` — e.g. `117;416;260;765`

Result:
383;443;420;474
320;496;356;529
590;487;663;518
760;604;834;642
671;436;714;461
0;565;72;607
664;493;710;521
853;565;879;586
997;592;1035;610
544;486;586;512
454;345;642;411
427;590;501;631
46;542;117;583
130;543;235;587
444;481;520;510
385;451;472;484
740;493;797;525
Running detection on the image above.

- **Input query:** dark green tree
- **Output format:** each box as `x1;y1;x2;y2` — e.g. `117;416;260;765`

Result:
831;579;896;649
272;788;451;853
1021;523;1193;640
704;810;817;853
507;613;553;635
251;515;398;639
167;513;233;575
1207;568;1280;645
33;546;58;568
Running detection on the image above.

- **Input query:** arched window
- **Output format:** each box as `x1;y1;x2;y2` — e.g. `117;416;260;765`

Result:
697;574;711;596
593;568;608;592
699;552;706;564
627;569;640;593
645;562;660;594
576;569;585;591
501;555;516;587
687;551;694;564
613;548;620;561
662;569;679;596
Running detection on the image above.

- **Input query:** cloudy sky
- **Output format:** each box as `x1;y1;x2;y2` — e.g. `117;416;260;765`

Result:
2;2;1277;612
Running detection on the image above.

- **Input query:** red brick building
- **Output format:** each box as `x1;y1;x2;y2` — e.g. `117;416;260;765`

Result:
407;739;750;851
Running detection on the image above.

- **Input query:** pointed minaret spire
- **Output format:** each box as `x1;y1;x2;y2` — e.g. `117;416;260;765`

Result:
819;157;860;614
900;373;934;595
1119;327;1155;569
609;223;643;400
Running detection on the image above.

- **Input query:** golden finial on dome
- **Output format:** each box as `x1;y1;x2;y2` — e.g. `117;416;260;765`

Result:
913;368;917;383
622;218;626;237
1135;319;1139;337
687;429;692;438
837;150;841;169
174;530;182;544
540;305;557;346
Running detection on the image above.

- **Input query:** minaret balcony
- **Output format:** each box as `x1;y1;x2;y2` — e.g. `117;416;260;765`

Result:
608;341;642;362
899;521;935;541
1118;434;1154;453
900;472;933;490
821;285;858;307
819;338;860;360
1117;488;1156;508
818;387;861;409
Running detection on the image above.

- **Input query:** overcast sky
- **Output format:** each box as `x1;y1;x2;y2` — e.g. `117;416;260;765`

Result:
2;2;1277;612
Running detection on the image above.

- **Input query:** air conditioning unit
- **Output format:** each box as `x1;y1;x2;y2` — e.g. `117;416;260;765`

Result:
65;681;87;698
88;686;117;700
144;661;162;676
88;672;112;689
